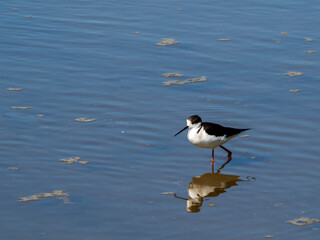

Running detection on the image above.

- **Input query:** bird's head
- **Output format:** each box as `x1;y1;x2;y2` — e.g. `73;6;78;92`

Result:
174;115;202;137
186;115;202;129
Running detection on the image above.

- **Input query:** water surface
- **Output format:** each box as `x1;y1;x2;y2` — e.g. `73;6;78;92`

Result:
1;0;320;239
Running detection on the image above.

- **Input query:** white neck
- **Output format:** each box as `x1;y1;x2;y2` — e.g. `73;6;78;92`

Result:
189;122;202;130
187;119;202;130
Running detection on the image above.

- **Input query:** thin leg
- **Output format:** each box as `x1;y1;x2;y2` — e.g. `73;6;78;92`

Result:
220;145;232;158
217;155;232;173
211;148;215;161
211;148;215;172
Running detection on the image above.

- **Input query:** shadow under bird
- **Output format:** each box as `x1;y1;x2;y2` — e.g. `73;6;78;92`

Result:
174;115;250;167
176;172;242;213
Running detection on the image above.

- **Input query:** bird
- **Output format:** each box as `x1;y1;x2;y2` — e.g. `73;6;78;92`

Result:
174;115;249;167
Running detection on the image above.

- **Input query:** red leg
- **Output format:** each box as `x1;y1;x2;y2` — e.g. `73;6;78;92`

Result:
220;145;232;157
211;148;215;168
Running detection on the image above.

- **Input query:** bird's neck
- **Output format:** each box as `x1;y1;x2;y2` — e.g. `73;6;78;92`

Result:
189;122;202;132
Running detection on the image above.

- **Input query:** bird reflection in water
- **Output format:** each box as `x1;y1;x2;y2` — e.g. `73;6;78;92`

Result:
173;159;253;213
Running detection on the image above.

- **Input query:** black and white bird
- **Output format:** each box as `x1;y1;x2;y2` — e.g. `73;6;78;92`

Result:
174;115;249;167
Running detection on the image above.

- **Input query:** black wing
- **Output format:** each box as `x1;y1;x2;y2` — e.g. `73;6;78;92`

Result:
202;122;249;137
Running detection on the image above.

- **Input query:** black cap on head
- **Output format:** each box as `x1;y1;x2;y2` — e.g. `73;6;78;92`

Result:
187;115;202;124
174;115;202;137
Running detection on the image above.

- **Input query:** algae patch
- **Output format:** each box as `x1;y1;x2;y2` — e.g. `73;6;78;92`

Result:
59;156;80;164
207;203;216;207
284;72;303;77
161;192;175;195
59;156;88;165
240;134;250;138
11;106;32;110
289;217;320;226
162;73;184;78
290;89;300;93
19;190;69;203
75;118;95;123
156;38;179;46
162;76;207;86
8;167;18;170
79;161;89;165
7;88;22;91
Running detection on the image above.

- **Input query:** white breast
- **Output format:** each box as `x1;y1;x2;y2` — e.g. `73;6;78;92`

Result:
187;127;227;149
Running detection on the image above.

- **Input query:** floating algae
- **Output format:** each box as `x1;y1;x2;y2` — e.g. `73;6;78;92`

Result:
284;71;303;77
207;203;216;207
290;89;300;93
59;156;80;164
289;217;320;226
156;38;179;46
11;106;32;110
217;39;230;41
161;192;175;195
281;32;288;35
7;88;22;91
162;73;184;78
75;118;95;123
79;161;89;165
162;76;207;86
240;134;250;138
37;114;45;117
59;157;88;165
19;190;69;203
305;50;317;53
305;38;313;42
8;167;18;170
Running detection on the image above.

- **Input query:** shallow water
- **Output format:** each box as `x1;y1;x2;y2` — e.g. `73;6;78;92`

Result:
1;0;320;239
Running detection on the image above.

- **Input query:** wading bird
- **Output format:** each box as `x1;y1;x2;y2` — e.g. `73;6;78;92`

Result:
174;115;249;168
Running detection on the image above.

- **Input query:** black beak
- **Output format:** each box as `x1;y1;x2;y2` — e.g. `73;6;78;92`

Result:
174;126;188;137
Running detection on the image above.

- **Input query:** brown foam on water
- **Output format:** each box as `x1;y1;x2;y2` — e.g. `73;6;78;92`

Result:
162;73;184;78
284;71;303;77
162;76;206;86
75;118;96;123
11;106;32;109
155;38;179;46
19;190;69;204
8;88;22;91
289;217;320;226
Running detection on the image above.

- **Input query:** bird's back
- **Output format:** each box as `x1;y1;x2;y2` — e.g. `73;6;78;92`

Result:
202;122;249;138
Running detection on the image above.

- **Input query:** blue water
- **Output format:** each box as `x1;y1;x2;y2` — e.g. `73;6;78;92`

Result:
1;0;320;239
